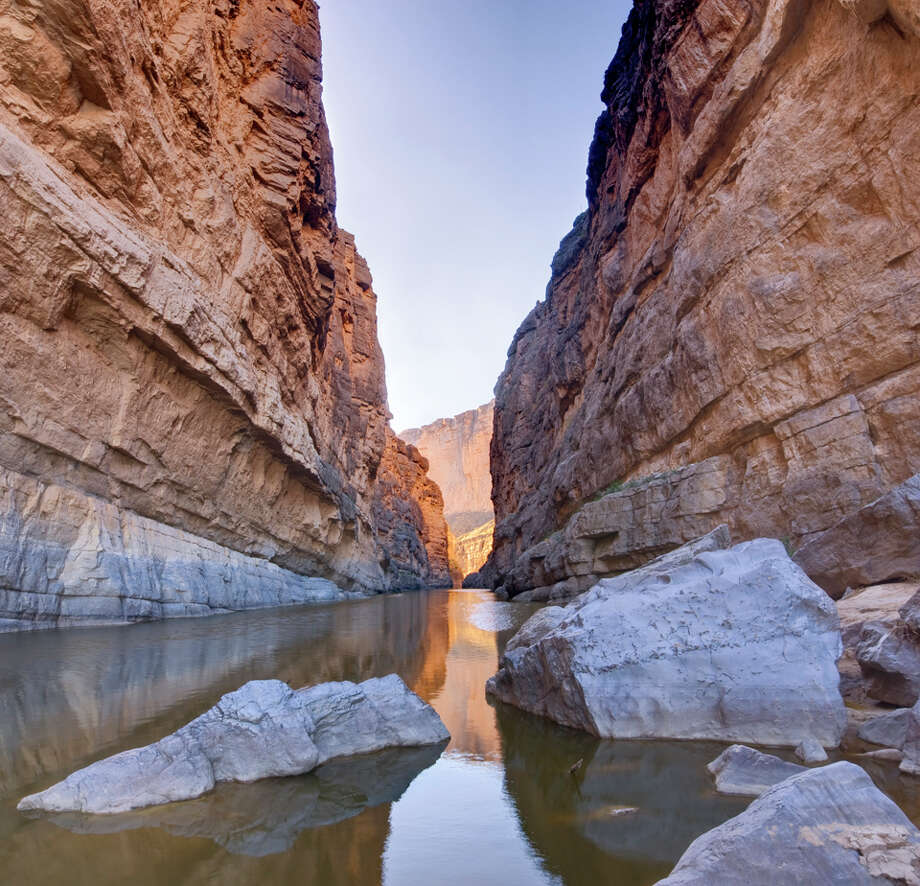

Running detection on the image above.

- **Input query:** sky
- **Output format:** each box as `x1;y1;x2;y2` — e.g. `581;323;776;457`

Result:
319;1;632;431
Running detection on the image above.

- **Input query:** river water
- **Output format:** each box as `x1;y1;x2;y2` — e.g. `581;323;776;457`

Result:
0;589;909;885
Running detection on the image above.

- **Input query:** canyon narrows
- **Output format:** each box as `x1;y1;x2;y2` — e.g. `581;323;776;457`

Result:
0;0;449;628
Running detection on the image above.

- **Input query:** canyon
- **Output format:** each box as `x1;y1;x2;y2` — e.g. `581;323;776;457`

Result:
402;401;494;580
0;0;449;627
484;0;920;598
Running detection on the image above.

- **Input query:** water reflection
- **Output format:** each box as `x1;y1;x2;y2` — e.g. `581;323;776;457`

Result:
33;743;445;857
4;589;904;885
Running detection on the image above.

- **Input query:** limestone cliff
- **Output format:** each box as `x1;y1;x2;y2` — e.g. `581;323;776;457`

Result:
402;401;494;535
0;0;447;626
453;519;494;581
487;0;920;595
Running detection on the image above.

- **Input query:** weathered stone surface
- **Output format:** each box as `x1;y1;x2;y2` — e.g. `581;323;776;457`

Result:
0;0;448;623
371;431;451;590
401;401;494;536
900;700;920;776
454;518;494;582
707;745;805;797
487;538;846;746
858;709;911;750
18;675;448;814
857;622;920;707
657;762;920;885
486;0;920;594
795;737;829;764
796;475;920;599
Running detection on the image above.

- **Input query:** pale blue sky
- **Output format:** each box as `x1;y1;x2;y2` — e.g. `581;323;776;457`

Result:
319;1;631;430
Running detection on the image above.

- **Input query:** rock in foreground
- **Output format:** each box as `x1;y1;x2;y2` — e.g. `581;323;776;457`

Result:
487;538;846;746
707;745;805;797
18;676;448;814
657;763;920;885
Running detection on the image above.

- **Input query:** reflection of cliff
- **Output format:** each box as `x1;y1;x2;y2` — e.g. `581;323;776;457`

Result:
410;592;504;760
495;705;749;883
0;593;445;801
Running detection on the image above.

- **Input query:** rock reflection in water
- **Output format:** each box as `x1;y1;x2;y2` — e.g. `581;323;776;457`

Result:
0;592;443;801
495;704;751;884
33;743;445;857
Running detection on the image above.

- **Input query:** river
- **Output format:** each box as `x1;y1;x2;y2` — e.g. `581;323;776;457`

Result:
0;589;908;885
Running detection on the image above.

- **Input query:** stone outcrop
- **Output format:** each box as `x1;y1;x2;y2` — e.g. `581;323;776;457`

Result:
707;745;805;797
658;762;920;885
486;0;920;595
0;0;449;624
899;699;920;776
18;675;449;814
402;401;494;535
486;537;847;747
370;431;451;590
795;474;920;599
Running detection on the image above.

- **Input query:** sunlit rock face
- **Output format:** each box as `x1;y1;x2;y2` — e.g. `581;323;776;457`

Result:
402;402;494;581
486;0;920;592
402;401;494;536
0;0;447;622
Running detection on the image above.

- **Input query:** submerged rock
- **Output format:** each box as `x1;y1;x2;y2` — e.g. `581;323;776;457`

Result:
18;675;448;814
658;763;920;885
707;745;805;797
487;538;846;746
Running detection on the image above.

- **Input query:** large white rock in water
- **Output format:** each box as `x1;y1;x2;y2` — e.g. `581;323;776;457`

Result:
657;762;920;885
487;538;846;746
18;675;448;814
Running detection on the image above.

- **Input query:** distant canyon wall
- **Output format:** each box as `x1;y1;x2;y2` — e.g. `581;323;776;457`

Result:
402;401;494;578
487;0;920;594
0;0;448;626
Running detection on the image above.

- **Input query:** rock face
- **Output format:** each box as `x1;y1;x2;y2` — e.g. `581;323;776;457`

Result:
795;474;920;599
0;0;449;624
859;708;911;751
658;762;920;885
18;675;449;814
707;745;805;797
486;538;847;747
453;518;494;581
370;431;452;590
899;700;920;776
401;401;494;536
486;0;920;594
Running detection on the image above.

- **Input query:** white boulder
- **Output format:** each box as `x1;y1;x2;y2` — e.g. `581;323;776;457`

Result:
487;538;846;746
18;675;448;814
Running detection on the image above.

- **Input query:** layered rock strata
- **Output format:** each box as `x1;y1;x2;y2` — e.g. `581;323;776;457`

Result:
487;537;847;746
453;518;494;582
371;432;451;590
486;0;920;594
401;401;494;535
0;0;448;623
18;675;449;814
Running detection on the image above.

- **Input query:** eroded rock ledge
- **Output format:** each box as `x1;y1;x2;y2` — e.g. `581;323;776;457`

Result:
485;0;920;594
0;0;449;623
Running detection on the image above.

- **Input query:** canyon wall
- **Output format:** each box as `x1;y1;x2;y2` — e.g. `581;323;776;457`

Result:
402;401;494;579
402;401;494;534
0;0;447;626
487;0;920;596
